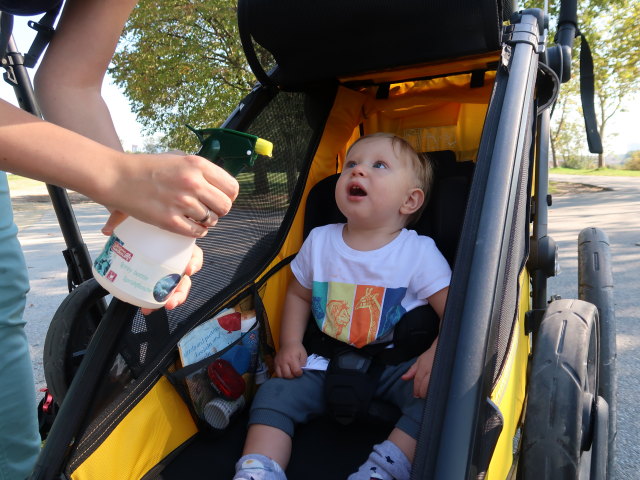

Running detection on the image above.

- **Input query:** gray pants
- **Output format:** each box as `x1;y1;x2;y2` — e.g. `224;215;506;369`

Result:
249;357;424;439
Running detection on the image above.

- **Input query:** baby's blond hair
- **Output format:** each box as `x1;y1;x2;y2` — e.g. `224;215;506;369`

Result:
346;133;433;226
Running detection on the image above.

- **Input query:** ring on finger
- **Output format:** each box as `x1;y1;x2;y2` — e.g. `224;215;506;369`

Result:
197;207;211;224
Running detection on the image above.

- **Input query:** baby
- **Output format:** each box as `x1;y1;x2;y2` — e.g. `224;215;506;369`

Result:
234;133;451;480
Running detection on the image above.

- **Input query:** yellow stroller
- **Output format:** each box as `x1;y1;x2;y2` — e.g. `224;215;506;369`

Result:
29;0;615;479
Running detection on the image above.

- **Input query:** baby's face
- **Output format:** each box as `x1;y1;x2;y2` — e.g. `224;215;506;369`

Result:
335;137;419;229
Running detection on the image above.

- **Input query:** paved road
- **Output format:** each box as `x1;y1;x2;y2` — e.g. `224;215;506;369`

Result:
11;188;109;398
547;175;640;480
11;174;640;478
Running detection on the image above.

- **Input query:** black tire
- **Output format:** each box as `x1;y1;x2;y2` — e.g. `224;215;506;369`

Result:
521;299;599;480
578;227;616;478
43;278;109;404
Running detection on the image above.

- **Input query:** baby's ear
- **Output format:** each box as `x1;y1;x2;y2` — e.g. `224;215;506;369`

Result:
400;188;425;215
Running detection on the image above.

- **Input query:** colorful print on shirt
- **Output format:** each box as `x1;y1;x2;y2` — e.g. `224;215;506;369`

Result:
311;281;407;347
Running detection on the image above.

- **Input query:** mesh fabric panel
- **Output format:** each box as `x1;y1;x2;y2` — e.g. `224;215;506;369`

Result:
167;91;312;330
489;123;531;386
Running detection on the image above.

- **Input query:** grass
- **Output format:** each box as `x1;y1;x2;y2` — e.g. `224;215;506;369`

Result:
236;171;288;190
6;174;46;191
550;167;640;177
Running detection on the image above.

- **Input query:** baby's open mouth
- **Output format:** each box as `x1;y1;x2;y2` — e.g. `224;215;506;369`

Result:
349;185;367;196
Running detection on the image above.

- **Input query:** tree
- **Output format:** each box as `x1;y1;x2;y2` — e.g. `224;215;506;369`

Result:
110;0;257;152
549;87;581;168
580;0;640;167
534;0;640;168
624;150;640;171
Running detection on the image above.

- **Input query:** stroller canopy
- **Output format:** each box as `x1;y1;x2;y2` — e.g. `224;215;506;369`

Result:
239;0;513;88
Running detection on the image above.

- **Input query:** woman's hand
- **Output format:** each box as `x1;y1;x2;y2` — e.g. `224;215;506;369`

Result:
100;152;239;238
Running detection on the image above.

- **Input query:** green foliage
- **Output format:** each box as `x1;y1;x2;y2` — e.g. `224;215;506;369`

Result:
551;166;640;177
560;155;596;170
110;0;255;151
528;0;640;166
624;150;640;170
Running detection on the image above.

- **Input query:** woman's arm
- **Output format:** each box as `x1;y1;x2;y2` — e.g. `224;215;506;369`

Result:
0;100;238;237
33;0;139;151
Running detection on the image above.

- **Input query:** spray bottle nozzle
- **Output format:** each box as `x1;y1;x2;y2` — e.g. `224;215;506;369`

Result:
187;126;273;177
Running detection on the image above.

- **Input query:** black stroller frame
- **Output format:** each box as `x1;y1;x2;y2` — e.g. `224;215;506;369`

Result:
1;1;616;479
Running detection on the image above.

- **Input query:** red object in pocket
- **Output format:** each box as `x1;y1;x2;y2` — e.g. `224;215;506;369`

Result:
207;358;246;400
217;312;241;333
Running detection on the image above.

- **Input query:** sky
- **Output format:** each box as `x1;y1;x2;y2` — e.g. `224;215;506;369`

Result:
2;13;638;156
0;14;146;152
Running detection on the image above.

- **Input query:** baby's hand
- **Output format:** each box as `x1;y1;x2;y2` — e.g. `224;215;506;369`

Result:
401;342;437;399
274;342;308;379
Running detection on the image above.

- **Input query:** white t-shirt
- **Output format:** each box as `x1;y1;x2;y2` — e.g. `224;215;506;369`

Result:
291;223;451;348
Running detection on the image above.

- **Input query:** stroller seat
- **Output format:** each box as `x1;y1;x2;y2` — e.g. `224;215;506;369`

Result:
160;151;475;479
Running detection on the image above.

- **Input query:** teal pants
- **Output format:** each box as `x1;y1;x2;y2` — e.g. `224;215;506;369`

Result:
0;172;40;480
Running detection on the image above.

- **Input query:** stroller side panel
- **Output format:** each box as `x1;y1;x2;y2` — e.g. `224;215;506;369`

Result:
485;271;531;479
70;377;196;480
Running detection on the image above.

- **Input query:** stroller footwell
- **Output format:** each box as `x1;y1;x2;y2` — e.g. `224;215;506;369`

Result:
157;411;390;479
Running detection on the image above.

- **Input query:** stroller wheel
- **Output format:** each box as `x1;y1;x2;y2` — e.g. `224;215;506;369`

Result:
43;278;109;404
521;299;603;479
578;227;616;476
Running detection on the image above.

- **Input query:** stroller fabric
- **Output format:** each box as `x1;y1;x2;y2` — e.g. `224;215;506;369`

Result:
240;0;512;87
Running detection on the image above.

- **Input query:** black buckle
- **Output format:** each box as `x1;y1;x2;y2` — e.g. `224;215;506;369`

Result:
325;349;382;425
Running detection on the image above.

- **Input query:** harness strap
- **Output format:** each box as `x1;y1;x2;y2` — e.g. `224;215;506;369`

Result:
324;349;385;425
304;305;440;425
303;304;440;365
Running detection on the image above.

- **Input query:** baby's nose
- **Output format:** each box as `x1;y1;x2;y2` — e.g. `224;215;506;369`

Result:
351;165;365;176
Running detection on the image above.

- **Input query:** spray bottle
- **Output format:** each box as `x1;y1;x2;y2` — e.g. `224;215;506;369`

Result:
92;128;273;309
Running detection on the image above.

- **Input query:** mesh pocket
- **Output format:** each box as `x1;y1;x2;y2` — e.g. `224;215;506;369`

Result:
169;292;274;431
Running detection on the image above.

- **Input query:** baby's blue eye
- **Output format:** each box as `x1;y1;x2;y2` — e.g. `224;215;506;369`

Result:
373;161;387;169
345;160;357;168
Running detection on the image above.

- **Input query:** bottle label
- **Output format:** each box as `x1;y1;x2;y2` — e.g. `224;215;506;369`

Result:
93;234;183;306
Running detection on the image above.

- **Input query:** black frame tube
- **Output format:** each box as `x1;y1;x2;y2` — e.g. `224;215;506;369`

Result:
29;300;137;480
531;109;551;311
416;13;542;479
556;0;578;47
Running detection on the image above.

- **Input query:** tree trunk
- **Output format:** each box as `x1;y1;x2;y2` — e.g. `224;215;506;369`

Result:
254;162;270;194
550;138;559;168
598;124;606;169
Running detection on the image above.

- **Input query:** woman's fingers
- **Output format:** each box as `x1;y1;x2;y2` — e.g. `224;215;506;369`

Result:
201;159;240;202
101;210;128;236
164;274;192;311
184;246;204;276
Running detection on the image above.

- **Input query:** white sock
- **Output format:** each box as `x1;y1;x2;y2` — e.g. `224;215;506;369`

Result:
348;440;411;480
233;454;287;480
